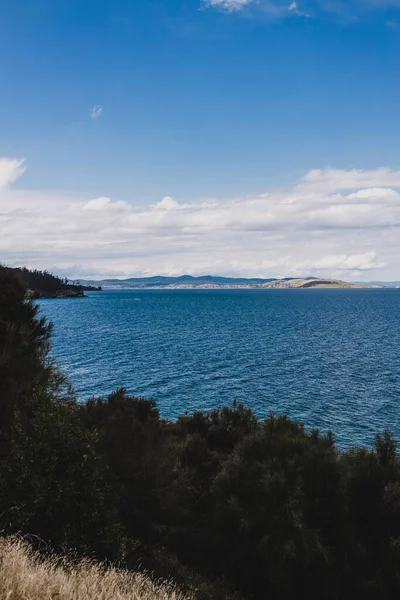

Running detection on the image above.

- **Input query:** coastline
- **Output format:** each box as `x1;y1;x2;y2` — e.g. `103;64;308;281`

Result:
96;283;384;291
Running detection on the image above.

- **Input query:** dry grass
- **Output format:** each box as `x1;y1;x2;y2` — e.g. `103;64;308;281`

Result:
0;536;193;600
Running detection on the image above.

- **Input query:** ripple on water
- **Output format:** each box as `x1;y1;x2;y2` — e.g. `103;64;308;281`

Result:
38;288;400;447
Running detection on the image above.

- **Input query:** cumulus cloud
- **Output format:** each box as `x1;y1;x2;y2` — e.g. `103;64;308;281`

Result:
1;158;400;280
297;168;400;194
82;196;129;211
90;105;103;119
154;196;181;211
347;188;399;200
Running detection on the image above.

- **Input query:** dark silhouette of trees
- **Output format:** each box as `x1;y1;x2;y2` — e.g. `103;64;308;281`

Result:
0;267;55;455
0;266;120;559
0;265;100;297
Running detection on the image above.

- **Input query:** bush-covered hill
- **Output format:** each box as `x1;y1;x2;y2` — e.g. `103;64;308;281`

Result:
0;265;100;298
1;263;400;600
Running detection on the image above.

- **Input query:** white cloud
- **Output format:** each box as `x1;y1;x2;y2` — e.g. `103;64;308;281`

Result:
1;158;400;280
83;196;112;210
297;167;400;194
0;158;26;190
347;188;399;200
90;105;103;119
287;1;310;16
202;0;304;16
202;0;400;18
202;0;253;11
154;196;181;211
82;196;128;211
294;251;384;272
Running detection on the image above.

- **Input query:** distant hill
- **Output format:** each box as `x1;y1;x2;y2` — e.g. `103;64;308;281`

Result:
1;266;101;298
78;275;383;290
101;275;277;286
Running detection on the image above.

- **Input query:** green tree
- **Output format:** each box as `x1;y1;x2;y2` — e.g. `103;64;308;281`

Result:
0;266;120;559
0;266;60;456
210;416;347;599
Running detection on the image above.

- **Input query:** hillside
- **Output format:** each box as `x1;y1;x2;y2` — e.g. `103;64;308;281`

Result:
263;278;383;289
0;537;192;600
99;274;276;286
79;275;383;289
2;266;100;298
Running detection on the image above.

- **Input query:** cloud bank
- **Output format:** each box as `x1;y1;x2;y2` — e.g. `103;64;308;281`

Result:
0;156;399;280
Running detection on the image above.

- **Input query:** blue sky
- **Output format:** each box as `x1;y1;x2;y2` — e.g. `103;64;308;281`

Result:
1;0;400;279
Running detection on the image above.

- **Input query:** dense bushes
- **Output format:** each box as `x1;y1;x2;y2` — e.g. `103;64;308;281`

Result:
0;265;84;297
0;267;120;559
2;264;400;599
0;265;101;297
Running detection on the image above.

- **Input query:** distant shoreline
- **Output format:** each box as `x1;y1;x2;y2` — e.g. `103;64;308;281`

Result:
78;275;387;290
94;283;385;291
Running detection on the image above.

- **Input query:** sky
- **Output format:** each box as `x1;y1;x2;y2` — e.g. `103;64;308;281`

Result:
1;0;400;280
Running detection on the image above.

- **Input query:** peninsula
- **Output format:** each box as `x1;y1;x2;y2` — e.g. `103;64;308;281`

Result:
2;266;101;298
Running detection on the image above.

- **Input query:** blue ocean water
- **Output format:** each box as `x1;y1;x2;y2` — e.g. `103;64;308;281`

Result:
39;289;400;447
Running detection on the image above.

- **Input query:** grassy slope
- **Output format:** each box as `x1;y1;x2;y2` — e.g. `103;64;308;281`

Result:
0;537;192;600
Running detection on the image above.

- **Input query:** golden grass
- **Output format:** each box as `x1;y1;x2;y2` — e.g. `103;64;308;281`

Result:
0;536;193;600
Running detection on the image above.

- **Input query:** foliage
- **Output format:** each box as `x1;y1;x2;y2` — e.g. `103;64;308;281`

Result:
0;265;88;297
0;266;57;453
0;266;120;559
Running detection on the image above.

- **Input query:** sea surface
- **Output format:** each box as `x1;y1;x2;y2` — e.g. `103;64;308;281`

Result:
39;288;400;447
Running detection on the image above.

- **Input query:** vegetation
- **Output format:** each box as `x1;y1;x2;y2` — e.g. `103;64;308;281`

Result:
0;537;192;600
1;263;400;599
0;265;101;298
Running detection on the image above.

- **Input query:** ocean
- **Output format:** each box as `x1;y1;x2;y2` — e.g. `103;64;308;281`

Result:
38;288;400;447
